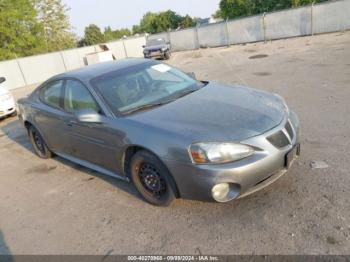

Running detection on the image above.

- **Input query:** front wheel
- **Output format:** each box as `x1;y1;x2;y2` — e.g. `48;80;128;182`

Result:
28;125;53;159
130;150;176;206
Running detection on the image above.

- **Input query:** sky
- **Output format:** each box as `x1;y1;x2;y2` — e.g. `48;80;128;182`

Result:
61;0;221;37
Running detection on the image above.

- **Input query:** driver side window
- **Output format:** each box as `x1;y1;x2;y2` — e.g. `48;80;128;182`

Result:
64;80;100;113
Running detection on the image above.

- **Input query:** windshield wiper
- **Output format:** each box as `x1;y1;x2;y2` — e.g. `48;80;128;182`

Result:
123;88;201;115
123;101;172;115
174;88;200;99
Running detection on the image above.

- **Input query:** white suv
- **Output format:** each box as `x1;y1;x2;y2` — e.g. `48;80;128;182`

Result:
0;77;16;119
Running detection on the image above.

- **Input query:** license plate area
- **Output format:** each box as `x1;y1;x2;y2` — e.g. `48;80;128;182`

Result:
285;144;300;169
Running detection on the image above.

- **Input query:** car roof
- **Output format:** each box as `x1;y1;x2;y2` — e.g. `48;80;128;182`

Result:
51;58;154;82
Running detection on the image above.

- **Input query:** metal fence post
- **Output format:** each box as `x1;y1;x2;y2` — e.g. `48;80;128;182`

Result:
194;26;200;49
225;19;230;46
311;2;315;36
262;12;267;42
16;58;27;86
122;38;128;58
60;51;67;71
167;30;171;44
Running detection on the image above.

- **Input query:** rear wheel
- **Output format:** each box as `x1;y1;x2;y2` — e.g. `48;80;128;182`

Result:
164;51;171;60
130;150;176;206
28;125;52;159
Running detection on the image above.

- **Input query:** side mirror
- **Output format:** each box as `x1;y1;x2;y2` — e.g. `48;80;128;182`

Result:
0;77;6;84
142;45;146;48
75;108;103;124
187;72;196;79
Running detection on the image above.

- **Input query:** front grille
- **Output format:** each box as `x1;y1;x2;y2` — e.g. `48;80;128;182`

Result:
267;120;295;148
267;130;290;148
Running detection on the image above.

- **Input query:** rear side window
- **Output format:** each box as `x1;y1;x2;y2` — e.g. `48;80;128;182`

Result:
64;80;99;113
40;80;64;108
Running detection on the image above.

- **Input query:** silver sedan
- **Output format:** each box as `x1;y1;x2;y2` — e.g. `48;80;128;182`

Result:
17;58;300;206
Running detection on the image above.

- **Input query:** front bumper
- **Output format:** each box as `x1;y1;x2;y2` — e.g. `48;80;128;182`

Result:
0;97;16;118
144;50;165;58
162;111;300;202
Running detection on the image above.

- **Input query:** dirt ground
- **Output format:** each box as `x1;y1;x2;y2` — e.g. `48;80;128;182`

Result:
1;31;350;255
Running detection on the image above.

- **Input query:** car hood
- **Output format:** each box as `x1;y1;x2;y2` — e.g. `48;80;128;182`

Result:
128;82;286;142
144;44;166;52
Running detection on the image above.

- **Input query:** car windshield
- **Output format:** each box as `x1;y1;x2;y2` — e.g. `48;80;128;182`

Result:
146;39;165;46
91;61;204;115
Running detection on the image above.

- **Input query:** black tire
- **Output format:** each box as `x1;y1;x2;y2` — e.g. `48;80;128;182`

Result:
28;125;52;159
130;150;176;206
164;51;171;60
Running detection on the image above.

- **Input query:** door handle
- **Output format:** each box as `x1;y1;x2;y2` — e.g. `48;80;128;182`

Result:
66;120;77;127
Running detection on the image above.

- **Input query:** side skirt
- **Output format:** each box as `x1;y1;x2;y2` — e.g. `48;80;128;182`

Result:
55;152;130;182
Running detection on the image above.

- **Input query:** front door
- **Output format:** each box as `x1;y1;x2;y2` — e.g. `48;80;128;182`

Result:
63;79;121;173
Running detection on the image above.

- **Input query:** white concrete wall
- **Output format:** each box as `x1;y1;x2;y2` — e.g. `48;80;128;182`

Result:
148;32;170;42
227;15;264;44
17;52;66;85
61;49;82;71
105;41;127;60
265;6;311;40
198;22;227;47
0;60;26;89
313;0;350;34
170;28;197;51
123;36;146;57
1;0;349;90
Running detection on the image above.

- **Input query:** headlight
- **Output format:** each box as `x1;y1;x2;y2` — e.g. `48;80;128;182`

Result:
189;142;254;164
161;47;167;51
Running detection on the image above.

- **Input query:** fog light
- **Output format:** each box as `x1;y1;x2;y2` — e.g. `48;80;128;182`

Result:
211;183;240;202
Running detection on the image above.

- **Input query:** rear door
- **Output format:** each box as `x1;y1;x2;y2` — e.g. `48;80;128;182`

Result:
34;80;71;153
63;79;121;173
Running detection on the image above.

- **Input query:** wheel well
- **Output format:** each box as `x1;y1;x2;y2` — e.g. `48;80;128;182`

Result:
123;146;144;177
123;146;180;198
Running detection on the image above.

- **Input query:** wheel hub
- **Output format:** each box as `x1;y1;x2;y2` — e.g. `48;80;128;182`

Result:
139;163;165;195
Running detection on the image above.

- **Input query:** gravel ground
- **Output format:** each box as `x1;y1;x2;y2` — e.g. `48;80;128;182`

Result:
1;31;350;255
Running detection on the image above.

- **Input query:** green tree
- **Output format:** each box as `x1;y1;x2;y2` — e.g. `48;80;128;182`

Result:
136;10;184;34
180;15;195;29
103;26;115;41
132;24;142;34
291;0;327;6
0;0;46;60
104;26;131;42
83;24;105;45
34;0;76;52
218;0;250;19
215;0;328;19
